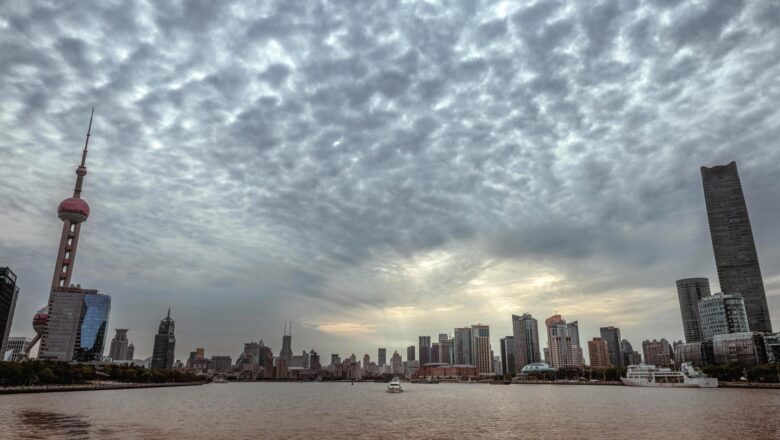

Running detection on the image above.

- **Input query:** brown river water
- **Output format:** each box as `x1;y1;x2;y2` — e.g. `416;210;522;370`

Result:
0;382;778;439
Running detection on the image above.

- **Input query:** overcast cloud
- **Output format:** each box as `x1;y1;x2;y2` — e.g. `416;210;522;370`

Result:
1;0;779;362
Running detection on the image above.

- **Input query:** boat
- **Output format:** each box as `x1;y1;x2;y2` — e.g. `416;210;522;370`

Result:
621;363;718;388
386;377;403;393
212;376;228;384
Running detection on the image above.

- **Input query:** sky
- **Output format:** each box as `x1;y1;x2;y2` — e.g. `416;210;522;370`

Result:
1;0;779;364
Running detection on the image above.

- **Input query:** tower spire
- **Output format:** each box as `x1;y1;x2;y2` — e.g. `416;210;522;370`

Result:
167;307;171;319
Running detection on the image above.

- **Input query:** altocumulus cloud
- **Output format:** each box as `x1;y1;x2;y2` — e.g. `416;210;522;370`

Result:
1;0;779;360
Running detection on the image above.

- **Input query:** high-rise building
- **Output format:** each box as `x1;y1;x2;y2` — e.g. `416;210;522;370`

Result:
378;347;387;366
500;336;515;375
406;345;415;361
391;350;402;374
126;341;134;360
454;327;472;365
642;339;673;367
108;329;130;361
545;315;575;369
588;338;611;368
568;321;584;367
698;292;750;341
620;339;642;366
430;343;440;363
676;278;711;343
512;314;541;371
599;326;623;368
309;350;321;371
151;309;176;370
279;322;293;364
418;336;431;365
330;354;341;366
702;162;772;333
471;324;493;374
0;267;20;356
38;112;112;363
438;338;453;365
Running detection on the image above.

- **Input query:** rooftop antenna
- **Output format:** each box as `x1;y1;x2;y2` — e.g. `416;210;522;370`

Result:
81;108;94;167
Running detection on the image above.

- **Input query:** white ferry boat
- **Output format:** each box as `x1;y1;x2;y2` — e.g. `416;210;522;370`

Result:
621;363;717;388
386;377;403;393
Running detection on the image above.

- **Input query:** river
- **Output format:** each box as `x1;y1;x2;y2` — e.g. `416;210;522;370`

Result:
1;382;778;439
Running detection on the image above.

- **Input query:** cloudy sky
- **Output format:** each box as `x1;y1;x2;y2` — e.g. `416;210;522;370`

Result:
2;0;779;363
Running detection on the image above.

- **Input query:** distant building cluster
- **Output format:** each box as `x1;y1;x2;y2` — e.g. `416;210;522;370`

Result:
0;116;776;381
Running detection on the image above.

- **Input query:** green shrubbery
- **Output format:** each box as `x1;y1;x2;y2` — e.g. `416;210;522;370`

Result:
702;363;780;383
0;361;202;387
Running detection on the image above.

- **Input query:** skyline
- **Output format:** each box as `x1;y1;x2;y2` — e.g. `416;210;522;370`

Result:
2;1;780;362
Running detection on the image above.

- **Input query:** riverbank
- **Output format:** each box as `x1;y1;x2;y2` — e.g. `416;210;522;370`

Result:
718;382;780;389
0;381;207;395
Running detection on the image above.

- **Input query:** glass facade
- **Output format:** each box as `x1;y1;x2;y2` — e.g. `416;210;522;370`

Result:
73;293;111;362
699;292;749;341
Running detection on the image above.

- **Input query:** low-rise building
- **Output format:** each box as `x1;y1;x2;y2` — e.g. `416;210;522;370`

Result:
713;332;767;366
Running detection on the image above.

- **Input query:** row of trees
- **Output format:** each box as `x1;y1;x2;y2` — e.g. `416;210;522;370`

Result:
702;363;780;383
0;361;202;387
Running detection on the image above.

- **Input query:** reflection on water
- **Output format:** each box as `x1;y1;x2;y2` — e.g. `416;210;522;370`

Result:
17;410;95;439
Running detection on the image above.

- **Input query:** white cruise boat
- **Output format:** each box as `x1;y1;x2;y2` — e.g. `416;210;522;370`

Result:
621;363;717;388
386;377;403;393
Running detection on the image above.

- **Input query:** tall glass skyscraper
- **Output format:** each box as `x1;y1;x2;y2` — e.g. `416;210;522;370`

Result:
676;278;711;342
512;313;541;370
418;336;431;365
599;326;623;368
454;327;472;365
702;162;772;332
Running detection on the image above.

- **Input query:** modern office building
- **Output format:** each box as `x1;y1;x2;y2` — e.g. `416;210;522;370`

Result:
0;267;20;356
500;336;516;376
699;292;750;340
588;338;611;368
212;355;233;372
108;329;131;361
378;347;387;367
642;339;673;367
471;324;493;374
712;332;767;366
5;336;29;361
454;327;472;365
676;278;711;342
430;343;440;363
330;354;341;366
418;336;431;365
620;339;642;366
438;338;453;365
763;334;780;364
673;341;711;367
279;322;293;364
406;345;415;361
545;315;576;369
309;350;321;371
151;309;176;370
702;162;772;333
512;313;541;370
599;326;623;368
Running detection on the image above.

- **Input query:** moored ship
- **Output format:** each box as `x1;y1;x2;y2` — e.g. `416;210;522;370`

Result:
621;363;717;388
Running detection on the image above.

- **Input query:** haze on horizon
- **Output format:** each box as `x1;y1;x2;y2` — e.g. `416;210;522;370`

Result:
1;0;779;363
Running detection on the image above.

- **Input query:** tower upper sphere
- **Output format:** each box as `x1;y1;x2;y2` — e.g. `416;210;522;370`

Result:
58;197;90;223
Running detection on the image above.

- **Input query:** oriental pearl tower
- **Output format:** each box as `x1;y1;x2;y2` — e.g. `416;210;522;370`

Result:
51;109;93;291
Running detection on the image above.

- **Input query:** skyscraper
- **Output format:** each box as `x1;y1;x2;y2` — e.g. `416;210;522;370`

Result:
38;111;111;363
430;343;440;363
0;267;19;356
406;345;415;361
418;336;431;365
676;278;711;343
620;339;642;366
378;347;386;366
279;322;293;364
108;329;130;361
512;313;541;371
454;327;472;365
471;324;493;374
151;309;176;370
642;339;673;367
599;326;623;368
391;350;402;374
588;338;611;368
698;292;750;340
500;336;515;376
545;315;575;369
702;162;772;332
